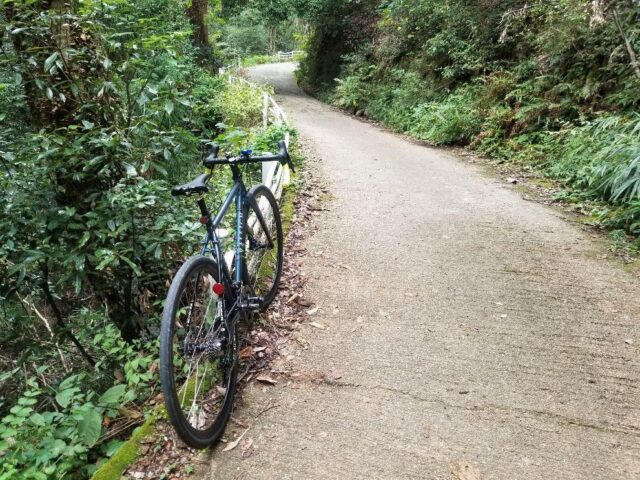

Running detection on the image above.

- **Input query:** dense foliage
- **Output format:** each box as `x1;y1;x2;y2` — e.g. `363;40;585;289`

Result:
299;0;640;236
220;0;306;59
0;0;289;476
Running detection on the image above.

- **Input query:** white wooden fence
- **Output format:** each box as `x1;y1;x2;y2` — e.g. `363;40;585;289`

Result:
276;50;305;62
226;74;291;199
225;74;292;275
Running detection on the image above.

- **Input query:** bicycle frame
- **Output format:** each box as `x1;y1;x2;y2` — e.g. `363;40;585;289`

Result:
195;167;274;299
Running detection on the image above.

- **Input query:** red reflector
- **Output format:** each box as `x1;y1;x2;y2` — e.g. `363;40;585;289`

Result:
212;283;225;296
199;216;208;225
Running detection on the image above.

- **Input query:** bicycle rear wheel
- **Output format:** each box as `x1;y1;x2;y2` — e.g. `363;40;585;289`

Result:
244;185;284;310
160;255;237;449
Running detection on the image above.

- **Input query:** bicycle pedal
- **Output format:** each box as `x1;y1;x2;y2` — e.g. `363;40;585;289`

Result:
247;296;263;310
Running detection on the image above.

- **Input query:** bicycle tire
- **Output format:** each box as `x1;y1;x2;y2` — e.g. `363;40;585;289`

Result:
244;184;284;310
160;255;237;449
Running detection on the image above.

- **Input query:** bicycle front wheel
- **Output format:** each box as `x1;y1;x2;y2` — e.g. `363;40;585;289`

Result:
244;184;284;310
160;255;237;449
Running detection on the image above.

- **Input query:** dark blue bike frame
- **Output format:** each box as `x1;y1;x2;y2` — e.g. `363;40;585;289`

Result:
198;175;273;296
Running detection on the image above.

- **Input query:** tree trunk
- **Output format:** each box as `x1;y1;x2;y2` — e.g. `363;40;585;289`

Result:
269;26;277;54
187;0;210;49
612;8;640;80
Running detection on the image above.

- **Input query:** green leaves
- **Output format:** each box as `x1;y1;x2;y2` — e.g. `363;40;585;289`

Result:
99;385;127;406
164;99;175;116
77;409;103;447
56;387;80;409
29;413;45;427
43;52;59;73
219;78;267;128
0;0;273;475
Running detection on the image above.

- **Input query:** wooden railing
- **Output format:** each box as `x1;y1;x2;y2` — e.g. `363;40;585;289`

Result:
226;74;291;197
225;74;292;275
276;50;305;62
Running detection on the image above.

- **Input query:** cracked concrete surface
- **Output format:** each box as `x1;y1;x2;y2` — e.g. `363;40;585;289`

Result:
201;63;640;479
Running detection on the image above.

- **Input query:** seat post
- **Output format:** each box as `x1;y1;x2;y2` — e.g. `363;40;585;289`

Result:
196;197;209;218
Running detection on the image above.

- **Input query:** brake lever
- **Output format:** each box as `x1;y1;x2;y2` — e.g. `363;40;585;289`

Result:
277;140;295;173
203;143;220;167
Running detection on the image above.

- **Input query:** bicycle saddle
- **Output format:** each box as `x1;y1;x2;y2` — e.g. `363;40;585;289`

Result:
171;173;210;196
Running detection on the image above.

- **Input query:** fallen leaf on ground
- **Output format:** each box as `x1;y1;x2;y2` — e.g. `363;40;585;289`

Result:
239;346;253;359
256;375;278;385
307;307;318;315
309;322;325;330
118;406;143;419
222;428;249;452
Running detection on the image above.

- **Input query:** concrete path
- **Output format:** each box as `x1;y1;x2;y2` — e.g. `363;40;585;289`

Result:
202;63;640;479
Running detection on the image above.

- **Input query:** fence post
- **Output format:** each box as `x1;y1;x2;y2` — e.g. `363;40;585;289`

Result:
262;92;269;129
283;131;291;185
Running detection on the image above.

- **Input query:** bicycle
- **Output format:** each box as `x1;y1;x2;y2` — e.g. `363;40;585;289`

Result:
159;140;295;449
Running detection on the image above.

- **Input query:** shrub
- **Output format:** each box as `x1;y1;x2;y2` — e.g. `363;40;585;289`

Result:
408;87;483;145
0;322;159;479
0;0;280;475
218;78;270;129
332;75;368;113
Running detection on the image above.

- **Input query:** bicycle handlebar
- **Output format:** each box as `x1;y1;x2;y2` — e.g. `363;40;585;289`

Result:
203;140;295;173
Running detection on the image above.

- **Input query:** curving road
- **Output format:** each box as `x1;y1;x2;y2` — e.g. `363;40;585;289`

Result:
202;63;640;480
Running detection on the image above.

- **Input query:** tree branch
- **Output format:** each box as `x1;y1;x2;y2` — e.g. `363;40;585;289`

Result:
16;292;71;374
41;264;95;367
612;8;640;80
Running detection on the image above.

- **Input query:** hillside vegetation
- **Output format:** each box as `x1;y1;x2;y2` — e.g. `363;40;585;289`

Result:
0;0;290;476
298;0;640;237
